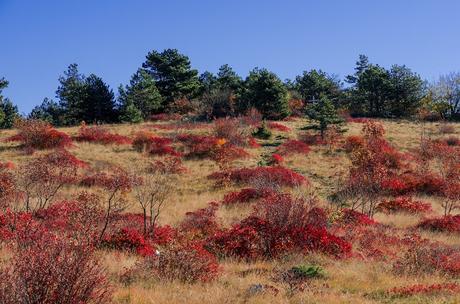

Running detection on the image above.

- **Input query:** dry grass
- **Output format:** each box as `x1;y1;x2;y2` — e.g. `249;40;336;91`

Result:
1;118;459;304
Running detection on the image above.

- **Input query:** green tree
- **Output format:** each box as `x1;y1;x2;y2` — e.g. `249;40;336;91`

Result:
345;54;369;84
216;64;242;91
307;95;343;138
29;98;64;126
0;78;19;129
120;102;143;123
198;71;217;95
238;68;290;119
295;69;342;102
387;65;424;117
56;65;117;124
119;69;163;118
142;49;200;104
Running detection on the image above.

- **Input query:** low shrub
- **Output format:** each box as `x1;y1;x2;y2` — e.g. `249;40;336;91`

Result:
132;131;180;157
0;234;112;304
221;188;276;206
75;123;131;145
417;215;460;233
7;119;72;151
376;197;432;214
252;121;272;139
102;227;155;256
298;131;324;145
213;117;249;146
343;135;364;153
180;202;221;238
276;140;310;156
268;121;290;132
388;283;460;297
149;157;186;174
335;209;376;227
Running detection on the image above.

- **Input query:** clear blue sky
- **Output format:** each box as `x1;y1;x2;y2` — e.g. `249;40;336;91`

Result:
1;0;459;113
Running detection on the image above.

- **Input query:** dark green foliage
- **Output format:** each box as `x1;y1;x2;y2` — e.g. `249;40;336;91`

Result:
295;69;342;102
238;68;290;119
29;98;65;126
252;120;272;139
118;69;163;118
142;49;200;104
290;265;326;279
307;95;343;138
216;64;242;91
56;64;117;125
0;78;19;129
120;102;143;123
198;71;218;96
346;55;424;117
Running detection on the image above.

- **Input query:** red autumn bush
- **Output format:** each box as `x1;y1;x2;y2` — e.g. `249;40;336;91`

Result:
176;134;219;158
388;283;460;297
276;140;310;156
16;149;87;212
132;131;180;156
417;215;460;233
149;157;186;174
209;194;351;260
269;153;284;165
75;123;131;145
102;227;155;256
343;135;364;153
148;242;219;283
376;197;432;214
209;166;307;187
7;119;72;151
268;121;291;132
0;166;17;209
221;188;276;206
213;117;250;146
180;202;220;238
335;209;376;227
0;234;112;304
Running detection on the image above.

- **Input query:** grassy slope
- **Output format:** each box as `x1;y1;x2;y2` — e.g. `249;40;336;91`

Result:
0;118;459;304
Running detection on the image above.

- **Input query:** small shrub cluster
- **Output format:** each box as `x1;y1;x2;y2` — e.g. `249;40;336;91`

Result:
268;121;290;132
388;283;460;297
417;215;460;233
102;227;155;256
276;140;310;156
176;134;219;158
7;119;72;152
132;131;180;156
213;117;249;146
180;202;220;238
376;197;432;214
149;157;186;174
75;123;131;145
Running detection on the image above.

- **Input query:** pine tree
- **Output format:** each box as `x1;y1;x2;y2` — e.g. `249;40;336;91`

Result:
307;95;343;138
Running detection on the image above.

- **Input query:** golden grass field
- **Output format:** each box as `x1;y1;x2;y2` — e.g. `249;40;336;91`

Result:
1;118;459;304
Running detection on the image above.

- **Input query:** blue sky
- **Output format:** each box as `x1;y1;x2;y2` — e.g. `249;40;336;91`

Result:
1;0;459;113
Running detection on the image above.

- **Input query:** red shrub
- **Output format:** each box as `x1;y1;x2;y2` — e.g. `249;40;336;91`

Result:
8;119;72;151
209;194;351;260
343;135;364;153
268;122;291;132
152;242;219;283
222;188;276;206
213;117;249;146
151;225;177;246
377;197;432;214
336;209;376;226
209;166;307;187
132;131;180;157
388;283;460;297
269;153;284;165
0;234;112;304
102;227;155;256
180;202;221;238
149;157;186;174
75;123;131;145
0;167;17;209
276;140;310;156
176;134;218;158
248;137;261;148
417;215;460;233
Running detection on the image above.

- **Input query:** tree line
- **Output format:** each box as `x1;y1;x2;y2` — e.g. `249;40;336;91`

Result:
1;49;460;128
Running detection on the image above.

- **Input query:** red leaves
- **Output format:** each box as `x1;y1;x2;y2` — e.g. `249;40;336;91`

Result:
102;227;155;256
180;202;220;239
0;234;112;304
268;122;291;132
222;188;276;206
417;215;460;233
209;166;307;187
132;131;181;157
8;119;72;152
389;283;460;297
276;140;310;156
377;197;432;214
75;123;131;145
